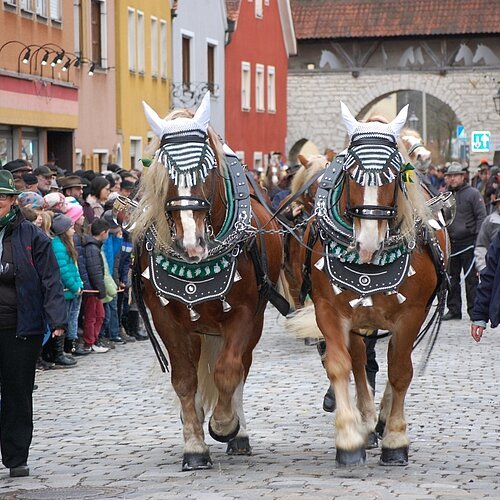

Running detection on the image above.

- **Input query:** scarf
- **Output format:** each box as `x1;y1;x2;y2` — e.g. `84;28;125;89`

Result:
0;205;19;270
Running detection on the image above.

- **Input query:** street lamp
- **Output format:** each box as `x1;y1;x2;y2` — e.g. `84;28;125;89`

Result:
494;86;500;116
408;111;419;130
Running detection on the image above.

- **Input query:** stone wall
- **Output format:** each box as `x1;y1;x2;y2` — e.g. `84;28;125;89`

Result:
287;69;500;166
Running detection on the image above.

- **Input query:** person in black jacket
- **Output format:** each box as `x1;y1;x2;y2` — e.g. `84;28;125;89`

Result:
471;232;500;342
0;171;67;478
443;163;487;320
81;218;110;353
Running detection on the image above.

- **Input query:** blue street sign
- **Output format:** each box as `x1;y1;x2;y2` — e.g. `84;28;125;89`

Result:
456;125;467;140
471;131;490;152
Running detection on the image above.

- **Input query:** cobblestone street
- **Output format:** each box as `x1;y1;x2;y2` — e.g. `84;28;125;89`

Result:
0;307;498;499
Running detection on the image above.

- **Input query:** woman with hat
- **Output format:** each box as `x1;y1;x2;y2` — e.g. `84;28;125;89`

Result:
0;171;67;477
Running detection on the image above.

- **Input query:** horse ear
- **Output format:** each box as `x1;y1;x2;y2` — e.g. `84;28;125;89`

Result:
142;101;165;138
193;91;211;132
390;104;409;137
340;101;359;138
297;154;308;167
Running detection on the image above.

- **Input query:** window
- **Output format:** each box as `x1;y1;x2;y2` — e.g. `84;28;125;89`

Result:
160;20;167;79
255;64;264;111
20;0;33;12
267;65;276;112
36;0;47;17
255;0;263;18
49;0;61;21
253;151;263;172
235;151;245;164
182;36;191;88
75;149;83;169
207;44;215;93
128;8;136;71
151;17;158;77
90;0;102;66
0;126;13;166
130;137;143;170
137;10;144;74
4;0;18;7
241;61;251;111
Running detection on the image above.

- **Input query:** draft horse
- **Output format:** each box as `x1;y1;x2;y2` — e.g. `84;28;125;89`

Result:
292;103;449;466
130;93;284;470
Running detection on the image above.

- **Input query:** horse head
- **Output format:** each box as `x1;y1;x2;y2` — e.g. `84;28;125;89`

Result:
292;154;328;210
140;92;224;262
340;102;408;264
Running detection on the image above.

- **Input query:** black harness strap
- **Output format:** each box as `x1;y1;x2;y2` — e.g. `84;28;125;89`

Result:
299;222;319;305
132;245;170;373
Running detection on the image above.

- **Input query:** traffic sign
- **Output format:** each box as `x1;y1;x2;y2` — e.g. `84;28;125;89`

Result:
456;125;467;140
471;131;491;152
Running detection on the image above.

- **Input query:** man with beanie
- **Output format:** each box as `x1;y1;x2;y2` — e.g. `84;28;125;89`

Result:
443;163;487;320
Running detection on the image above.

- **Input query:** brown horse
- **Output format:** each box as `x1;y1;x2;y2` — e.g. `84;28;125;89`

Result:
283;154;328;307
290;102;449;467
131;93;284;471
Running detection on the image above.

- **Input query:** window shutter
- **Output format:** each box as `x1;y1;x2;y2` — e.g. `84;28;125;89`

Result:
50;0;60;20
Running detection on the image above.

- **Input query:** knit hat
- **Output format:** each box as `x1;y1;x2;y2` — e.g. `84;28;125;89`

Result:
17;191;45;209
51;213;73;235
22;173;38;186
44;191;66;210
64;197;84;223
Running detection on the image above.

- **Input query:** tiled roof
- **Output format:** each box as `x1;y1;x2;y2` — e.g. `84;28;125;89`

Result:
291;0;500;39
226;0;242;22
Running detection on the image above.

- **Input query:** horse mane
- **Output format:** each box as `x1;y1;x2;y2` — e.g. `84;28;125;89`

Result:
131;108;227;250
291;154;328;195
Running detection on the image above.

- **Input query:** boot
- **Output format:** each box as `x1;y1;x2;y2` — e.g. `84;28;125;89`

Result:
127;310;148;341
53;336;77;367
73;339;91;356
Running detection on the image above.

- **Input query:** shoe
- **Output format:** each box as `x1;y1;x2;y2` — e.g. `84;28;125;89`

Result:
81;345;92;354
131;330;148;341
323;385;336;413
91;344;109;353
120;332;136;343
73;344;91;356
10;464;29;477
53;354;77;367
98;338;115;349
109;336;126;344
442;311;462;321
36;358;55;371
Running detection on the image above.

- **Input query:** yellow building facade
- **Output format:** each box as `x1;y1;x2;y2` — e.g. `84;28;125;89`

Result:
115;1;172;170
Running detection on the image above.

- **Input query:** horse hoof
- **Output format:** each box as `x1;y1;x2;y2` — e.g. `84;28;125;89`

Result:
226;436;252;455
375;419;385;438
379;446;409;466
182;452;213;471
208;419;240;443
335;447;366;466
366;432;378;449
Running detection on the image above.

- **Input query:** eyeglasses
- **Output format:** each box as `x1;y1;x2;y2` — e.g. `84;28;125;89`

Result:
0;194;12;200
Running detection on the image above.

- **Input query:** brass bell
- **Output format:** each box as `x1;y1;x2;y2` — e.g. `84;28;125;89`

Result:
188;306;200;322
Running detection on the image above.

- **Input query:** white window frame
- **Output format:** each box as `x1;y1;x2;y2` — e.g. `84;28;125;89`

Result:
128;7;136;72
130;136;143;170
160;19;167;80
235;151;245;163
75;148;82;169
180;29;195;89
4;0;18;7
253;151;263;172
73;0;80;53
267;65;276;113
93;148;109;172
206;37;218;96
255;64;264;112
20;0;33;13
255;0;263;18
151;16;158;77
49;0;61;21
264;0;269;5
241;61;251;111
137;10;145;74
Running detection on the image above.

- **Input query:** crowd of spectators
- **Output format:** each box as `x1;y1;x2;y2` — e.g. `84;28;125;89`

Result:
0;158;148;372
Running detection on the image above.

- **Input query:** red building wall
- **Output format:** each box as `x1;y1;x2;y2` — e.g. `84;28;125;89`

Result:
225;0;289;169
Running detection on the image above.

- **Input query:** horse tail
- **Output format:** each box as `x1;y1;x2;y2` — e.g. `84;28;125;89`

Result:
197;334;223;415
276;269;295;312
286;303;322;339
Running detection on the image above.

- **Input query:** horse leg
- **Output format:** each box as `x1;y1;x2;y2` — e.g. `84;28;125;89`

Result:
316;303;366;466
209;307;257;443
376;381;392;439
350;333;377;449
226;379;252;455
379;326;416;466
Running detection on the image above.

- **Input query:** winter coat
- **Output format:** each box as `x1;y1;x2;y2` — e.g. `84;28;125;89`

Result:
51;236;83;300
81;235;106;299
447;183;486;246
471;232;500;328
1;212;67;336
474;210;500;271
